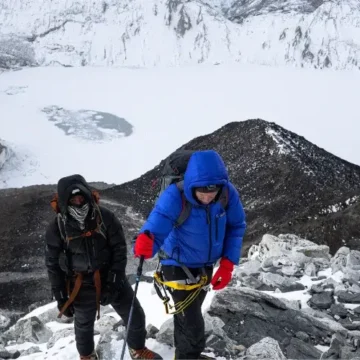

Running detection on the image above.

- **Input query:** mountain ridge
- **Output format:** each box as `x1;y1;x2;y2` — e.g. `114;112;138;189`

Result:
103;119;360;253
0;0;359;69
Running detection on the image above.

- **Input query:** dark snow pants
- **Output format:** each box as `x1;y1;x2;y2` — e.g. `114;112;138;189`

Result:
72;278;146;356
161;265;213;360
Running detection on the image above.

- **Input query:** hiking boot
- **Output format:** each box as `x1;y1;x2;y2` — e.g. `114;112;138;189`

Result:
129;347;163;359
80;350;99;360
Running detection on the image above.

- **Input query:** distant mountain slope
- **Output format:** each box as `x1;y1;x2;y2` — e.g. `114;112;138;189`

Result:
0;0;359;69
104;119;360;253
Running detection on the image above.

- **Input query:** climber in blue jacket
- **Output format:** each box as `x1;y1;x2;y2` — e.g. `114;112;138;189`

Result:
134;149;246;360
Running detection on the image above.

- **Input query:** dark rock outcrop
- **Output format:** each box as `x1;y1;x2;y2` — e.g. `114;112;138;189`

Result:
208;287;346;359
224;0;326;23
309;292;334;309
104;120;360;254
0;34;37;70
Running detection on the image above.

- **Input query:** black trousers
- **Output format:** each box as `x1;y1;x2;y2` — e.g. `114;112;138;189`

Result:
161;265;213;360
73;278;146;356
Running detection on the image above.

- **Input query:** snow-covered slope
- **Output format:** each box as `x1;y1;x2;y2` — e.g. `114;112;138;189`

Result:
0;0;359;69
0;64;359;189
0;141;10;170
0;0;243;68
224;0;360;69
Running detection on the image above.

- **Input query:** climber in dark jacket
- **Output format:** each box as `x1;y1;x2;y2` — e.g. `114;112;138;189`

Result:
134;150;247;360
45;174;162;360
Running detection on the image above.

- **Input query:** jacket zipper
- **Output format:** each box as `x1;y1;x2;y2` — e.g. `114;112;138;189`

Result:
215;215;218;242
84;238;92;272
215;212;226;242
206;207;212;262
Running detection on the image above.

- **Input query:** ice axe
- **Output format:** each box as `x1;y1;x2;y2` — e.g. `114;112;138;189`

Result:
120;255;145;360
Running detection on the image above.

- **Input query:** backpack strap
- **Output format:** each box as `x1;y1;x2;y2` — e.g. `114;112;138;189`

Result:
57;214;67;242
218;186;229;210
56;214;74;276
174;181;192;228
176;180;184;191
93;204;107;239
175;196;192;228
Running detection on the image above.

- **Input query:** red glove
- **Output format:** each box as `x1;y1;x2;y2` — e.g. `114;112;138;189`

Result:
134;231;154;259
211;258;234;290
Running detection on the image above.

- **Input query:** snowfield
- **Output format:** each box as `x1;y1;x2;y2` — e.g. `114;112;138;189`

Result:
0;64;359;189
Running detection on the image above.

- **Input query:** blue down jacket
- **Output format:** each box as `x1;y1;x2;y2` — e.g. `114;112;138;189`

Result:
139;150;247;267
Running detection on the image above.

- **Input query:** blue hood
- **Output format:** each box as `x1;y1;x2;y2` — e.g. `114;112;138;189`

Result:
183;150;229;205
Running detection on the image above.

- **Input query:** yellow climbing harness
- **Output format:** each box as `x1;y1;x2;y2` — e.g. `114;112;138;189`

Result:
153;266;208;315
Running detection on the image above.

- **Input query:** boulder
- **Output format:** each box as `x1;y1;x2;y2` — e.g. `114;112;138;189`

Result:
249;234;330;261
97;329;125;360
338;291;360;304
209;287;348;358
2;316;52;345
308;292;334;310
330;303;348;318
259;272;305;292
246;337;286;360
146;324;159;339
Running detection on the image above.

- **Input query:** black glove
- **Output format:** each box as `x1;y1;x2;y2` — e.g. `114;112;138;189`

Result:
100;271;126;306
57;298;74;318
110;271;126;291
100;287;113;306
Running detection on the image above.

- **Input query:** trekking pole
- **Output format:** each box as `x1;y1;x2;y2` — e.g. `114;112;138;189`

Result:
120;255;145;360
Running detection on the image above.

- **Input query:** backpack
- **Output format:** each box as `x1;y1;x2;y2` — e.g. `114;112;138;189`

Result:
156;149;229;227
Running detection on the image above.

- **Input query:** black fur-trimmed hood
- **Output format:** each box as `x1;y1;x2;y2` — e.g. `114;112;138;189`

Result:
57;174;93;214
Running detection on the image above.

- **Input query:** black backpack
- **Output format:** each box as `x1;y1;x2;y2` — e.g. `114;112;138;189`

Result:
157;149;229;227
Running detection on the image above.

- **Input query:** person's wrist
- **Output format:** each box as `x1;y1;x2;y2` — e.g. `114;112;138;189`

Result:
220;258;234;271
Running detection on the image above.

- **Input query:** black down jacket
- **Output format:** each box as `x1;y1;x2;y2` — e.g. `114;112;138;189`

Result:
45;174;127;300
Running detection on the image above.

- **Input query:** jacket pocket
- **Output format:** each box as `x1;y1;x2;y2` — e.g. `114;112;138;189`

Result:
215;211;226;242
96;248;111;268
